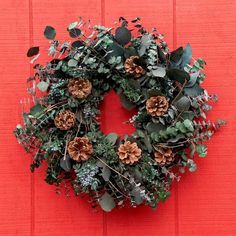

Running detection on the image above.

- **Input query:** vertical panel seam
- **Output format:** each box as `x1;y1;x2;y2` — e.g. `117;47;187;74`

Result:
101;1;107;236
101;0;105;25
173;1;179;236
29;0;35;235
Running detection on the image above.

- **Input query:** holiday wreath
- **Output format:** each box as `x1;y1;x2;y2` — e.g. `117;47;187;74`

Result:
14;17;225;212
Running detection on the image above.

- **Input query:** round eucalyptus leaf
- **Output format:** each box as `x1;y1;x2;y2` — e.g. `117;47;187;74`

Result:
44;26;56;40
27;47;39;57
115;27;131;45
69;28;81;38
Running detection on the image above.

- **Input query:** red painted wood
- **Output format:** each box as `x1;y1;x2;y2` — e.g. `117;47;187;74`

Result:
0;0;235;235
103;1;177;236
175;1;236;235
31;1;104;236
0;1;32;235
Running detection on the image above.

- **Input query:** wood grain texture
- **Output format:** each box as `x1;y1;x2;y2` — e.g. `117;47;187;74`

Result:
175;0;236;235
0;1;31;235
0;0;235;235
102;1;177;236
31;1;104;236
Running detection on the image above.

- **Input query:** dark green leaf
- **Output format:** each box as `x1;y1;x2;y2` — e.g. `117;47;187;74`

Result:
143;135;152;153
120;93;136;110
27;47;39;57
180;111;195;121
146;122;165;134
124;47;138;58
184;83;204;96
181;43;192;68
166;68;190;84
170;47;183;63
157;46;166;63
71;40;84;49
106;43;124;59
115;27;131;46
146;89;163;98
30;104;43;116
174;96;191;112
44;26;56;40
60;157;72;172
131;17;141;23
69;28;81;38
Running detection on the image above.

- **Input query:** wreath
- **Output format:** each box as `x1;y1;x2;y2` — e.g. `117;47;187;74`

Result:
14;17;225;212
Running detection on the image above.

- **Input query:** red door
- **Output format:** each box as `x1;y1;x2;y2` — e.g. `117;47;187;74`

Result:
0;0;235;235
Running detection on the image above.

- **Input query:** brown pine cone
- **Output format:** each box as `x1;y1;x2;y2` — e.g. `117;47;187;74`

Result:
146;96;169;117
54;110;76;130
124;56;145;78
68;78;92;99
154;147;175;165
67;137;93;162
118;141;142;165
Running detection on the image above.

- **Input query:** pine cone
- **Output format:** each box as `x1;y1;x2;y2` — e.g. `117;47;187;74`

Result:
118;141;142;165
154;147;175;165
68;78;92;99
124;56;145;78
146;96;169;117
54;110;76;130
68;137;93;162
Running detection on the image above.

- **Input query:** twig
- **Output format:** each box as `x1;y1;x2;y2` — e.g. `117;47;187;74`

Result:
108;180;130;199
95;156;130;181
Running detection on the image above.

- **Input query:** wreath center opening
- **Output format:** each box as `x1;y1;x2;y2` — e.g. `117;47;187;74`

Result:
100;90;137;136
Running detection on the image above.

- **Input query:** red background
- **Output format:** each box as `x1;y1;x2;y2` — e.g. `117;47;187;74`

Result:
0;0;236;235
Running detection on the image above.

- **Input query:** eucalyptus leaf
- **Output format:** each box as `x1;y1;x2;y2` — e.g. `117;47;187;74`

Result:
68;59;78;67
166;68;190;84
146;122;165;134
174;96;191;112
196;144;208;157
184;84;204;96
124;47;138;58
106;133;118;145
101;166;111;181
152;67;166;78
115;27;131;46
181;43;192;68
60;157;72;172
37;81;49;92
68;21;78;30
44;26;56;40
99;192;116;212
131;188;143;205
120;93;136;110
27;47;39;57
143;135;152;153
157;46;166;63
69;28;81;38
170;47;183;64
30;104;43;116
180;111;195;121
186;71;200;88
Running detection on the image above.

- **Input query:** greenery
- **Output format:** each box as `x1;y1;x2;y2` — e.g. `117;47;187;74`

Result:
14;16;225;212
